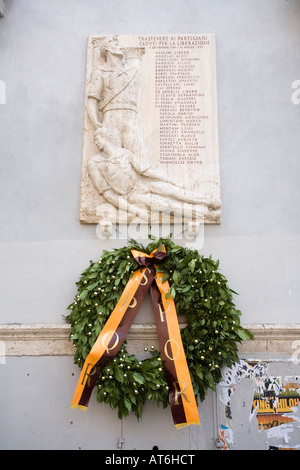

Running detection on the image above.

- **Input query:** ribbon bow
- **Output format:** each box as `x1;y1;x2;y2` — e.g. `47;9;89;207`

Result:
71;247;200;429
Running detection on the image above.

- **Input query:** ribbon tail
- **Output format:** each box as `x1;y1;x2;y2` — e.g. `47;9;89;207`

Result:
151;272;200;429
70;404;87;411
71;266;154;410
175;421;201;430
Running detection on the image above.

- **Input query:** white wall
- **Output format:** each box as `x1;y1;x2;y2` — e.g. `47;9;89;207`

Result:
1;0;300;326
0;0;300;450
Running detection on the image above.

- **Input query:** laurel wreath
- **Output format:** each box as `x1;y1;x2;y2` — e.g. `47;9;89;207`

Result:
65;235;253;420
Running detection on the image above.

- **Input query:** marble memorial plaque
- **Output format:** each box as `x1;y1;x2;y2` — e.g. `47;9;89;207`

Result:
80;34;221;224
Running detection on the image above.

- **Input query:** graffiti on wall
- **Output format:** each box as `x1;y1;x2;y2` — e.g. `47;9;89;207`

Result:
217;424;234;450
252;375;300;431
217;360;300;450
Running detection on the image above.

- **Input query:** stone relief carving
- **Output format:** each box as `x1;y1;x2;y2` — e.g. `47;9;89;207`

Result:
86;37;148;162
88;126;219;222
80;35;221;224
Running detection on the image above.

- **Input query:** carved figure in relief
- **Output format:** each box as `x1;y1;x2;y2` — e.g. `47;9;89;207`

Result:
87;36;148;161
86;35;220;219
87;127;219;219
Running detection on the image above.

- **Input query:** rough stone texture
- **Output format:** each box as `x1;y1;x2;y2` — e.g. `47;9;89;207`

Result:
1;323;299;357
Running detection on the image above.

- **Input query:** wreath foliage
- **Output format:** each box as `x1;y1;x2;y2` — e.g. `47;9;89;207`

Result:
65;235;253;420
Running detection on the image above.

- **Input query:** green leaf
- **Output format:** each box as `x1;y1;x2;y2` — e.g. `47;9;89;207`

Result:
205;371;215;389
170;287;176;300
114;367;124;382
88;273;98;279
136;402;143;420
124;398;132;411
79;290;88;300
87;281;99;291
195;364;203;380
188;259;196;272
236;328;254;341
132;372;145;384
172;271;180;285
181;285;191;293
96;305;106;314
